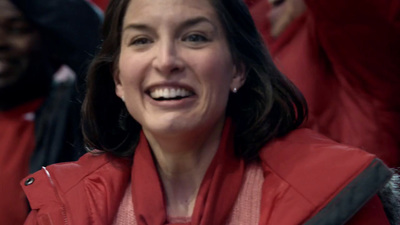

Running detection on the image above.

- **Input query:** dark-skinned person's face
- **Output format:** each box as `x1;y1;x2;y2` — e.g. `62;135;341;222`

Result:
0;0;40;89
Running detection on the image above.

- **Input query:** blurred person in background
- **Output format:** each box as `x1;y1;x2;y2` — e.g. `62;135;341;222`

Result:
246;0;400;168
0;0;102;223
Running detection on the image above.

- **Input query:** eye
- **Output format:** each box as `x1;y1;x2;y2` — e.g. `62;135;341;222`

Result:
130;37;153;46
183;34;209;43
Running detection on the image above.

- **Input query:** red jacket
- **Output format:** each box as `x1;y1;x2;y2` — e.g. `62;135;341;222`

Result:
247;0;400;168
21;129;392;224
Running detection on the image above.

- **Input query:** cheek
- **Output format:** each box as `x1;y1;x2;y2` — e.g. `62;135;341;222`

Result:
117;53;148;104
118;54;140;86
119;48;150;74
195;55;234;111
118;52;133;77
199;53;234;93
11;33;40;56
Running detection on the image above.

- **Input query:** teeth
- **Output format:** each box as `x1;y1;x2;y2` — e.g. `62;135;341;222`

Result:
149;87;192;99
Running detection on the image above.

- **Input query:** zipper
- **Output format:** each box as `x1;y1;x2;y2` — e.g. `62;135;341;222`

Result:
42;166;69;225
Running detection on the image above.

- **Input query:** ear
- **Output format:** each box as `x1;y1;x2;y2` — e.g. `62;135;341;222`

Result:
113;69;125;101
230;63;246;92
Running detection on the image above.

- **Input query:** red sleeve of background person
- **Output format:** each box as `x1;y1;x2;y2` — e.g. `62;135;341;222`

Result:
0;99;42;224
248;0;400;168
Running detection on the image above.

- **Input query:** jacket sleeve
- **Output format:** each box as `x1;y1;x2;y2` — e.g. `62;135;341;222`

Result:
23;210;38;225
303;0;400;107
10;0;103;84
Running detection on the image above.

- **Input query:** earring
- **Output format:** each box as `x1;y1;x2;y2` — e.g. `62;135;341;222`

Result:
121;96;125;102
232;87;238;93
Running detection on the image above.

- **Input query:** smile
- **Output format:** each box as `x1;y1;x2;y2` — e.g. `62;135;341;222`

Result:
149;87;194;101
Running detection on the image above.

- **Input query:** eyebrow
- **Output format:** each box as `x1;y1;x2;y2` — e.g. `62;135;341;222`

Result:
122;16;217;34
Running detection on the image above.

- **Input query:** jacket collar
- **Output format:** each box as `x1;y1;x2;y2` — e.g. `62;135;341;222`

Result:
258;128;393;224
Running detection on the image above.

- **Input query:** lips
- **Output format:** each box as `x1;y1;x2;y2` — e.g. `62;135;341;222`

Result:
147;86;195;101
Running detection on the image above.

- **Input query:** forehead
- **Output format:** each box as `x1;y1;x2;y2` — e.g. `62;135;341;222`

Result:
123;0;217;26
0;0;25;20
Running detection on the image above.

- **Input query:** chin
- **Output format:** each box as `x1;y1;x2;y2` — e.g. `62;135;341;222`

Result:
143;116;197;136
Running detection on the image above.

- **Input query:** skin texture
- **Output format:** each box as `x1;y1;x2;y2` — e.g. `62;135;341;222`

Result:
114;0;246;217
0;0;39;88
268;0;306;37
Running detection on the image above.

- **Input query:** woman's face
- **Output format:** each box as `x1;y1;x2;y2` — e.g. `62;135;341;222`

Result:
115;0;245;137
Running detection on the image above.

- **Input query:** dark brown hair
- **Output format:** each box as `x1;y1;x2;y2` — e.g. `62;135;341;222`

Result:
82;0;307;160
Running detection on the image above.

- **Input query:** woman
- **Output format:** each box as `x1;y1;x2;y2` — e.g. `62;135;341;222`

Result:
21;0;397;224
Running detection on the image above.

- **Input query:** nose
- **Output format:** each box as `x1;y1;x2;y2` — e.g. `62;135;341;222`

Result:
152;39;184;76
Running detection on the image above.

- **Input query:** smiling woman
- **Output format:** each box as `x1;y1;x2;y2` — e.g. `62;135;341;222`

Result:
20;0;397;224
115;0;244;150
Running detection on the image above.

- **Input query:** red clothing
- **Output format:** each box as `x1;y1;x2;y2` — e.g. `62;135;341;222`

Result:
248;0;400;168
21;123;391;224
0;99;42;225
90;0;108;11
113;163;264;225
131;121;244;225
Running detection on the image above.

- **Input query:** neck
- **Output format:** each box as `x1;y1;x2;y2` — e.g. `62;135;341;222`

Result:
144;119;225;217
